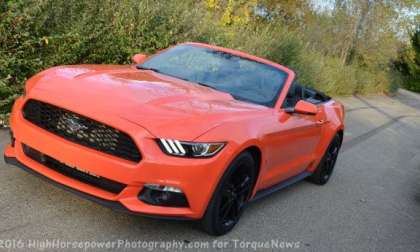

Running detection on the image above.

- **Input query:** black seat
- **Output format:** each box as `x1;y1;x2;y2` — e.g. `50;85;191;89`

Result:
283;82;304;108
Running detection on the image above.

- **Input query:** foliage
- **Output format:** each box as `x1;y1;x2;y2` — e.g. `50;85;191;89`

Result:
395;27;420;92
0;0;418;122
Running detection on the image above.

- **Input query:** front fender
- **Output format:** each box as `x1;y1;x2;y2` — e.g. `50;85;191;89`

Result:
194;119;267;199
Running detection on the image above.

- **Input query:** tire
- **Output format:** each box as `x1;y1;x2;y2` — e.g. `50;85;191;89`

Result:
307;133;342;185
200;152;257;236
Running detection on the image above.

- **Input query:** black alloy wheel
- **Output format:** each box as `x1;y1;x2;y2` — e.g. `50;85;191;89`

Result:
201;152;256;236
219;165;253;227
307;133;342;185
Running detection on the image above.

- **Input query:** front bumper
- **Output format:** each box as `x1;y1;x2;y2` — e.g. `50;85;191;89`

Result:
4;155;190;220
5;97;235;219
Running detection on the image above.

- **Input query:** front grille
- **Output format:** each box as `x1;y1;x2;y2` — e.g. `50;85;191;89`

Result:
22;99;141;162
22;144;126;194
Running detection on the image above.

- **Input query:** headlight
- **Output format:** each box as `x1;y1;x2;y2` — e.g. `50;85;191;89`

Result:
157;139;225;158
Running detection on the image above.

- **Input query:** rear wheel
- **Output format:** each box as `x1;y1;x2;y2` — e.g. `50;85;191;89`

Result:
201;152;256;236
307;133;342;185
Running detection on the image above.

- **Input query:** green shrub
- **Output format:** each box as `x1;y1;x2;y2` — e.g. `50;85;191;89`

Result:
0;0;404;125
395;27;420;93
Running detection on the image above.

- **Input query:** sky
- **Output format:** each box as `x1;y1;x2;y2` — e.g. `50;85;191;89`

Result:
311;0;335;12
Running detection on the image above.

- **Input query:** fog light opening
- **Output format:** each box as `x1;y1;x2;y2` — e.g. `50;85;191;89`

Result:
139;184;189;207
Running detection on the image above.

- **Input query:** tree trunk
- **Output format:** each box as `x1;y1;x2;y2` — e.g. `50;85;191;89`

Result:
344;0;373;65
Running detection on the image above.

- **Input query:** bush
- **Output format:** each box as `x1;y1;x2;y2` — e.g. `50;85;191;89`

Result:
395;27;420;93
0;0;404;124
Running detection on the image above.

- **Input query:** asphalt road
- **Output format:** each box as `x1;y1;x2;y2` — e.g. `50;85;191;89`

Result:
1;89;420;252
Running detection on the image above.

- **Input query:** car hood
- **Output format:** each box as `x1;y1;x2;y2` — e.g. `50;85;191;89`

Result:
27;65;269;140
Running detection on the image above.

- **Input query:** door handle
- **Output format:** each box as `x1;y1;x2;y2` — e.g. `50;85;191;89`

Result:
316;119;327;125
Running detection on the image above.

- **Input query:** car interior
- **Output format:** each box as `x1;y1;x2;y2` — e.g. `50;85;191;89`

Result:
282;81;331;108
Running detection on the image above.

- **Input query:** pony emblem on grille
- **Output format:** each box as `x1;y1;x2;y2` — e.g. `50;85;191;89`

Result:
67;118;88;133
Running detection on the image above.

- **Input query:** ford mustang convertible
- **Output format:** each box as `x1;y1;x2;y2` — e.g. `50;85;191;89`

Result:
4;42;344;235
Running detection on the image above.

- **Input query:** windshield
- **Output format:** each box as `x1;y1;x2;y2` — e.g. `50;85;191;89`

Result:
139;45;288;107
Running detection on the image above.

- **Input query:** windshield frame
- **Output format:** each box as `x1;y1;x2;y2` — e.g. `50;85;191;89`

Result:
138;43;295;109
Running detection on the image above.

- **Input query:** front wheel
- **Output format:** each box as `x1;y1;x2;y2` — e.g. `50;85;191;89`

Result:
307;133;342;185
200;152;256;236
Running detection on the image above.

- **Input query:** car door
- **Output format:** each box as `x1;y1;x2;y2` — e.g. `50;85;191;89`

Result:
260;82;325;189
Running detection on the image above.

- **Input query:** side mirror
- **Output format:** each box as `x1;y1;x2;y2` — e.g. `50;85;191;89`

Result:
285;100;318;115
131;54;148;64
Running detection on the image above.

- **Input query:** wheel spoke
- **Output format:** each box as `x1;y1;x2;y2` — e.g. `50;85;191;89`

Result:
235;176;251;196
231;198;242;219
323;140;340;177
221;200;234;220
220;198;233;214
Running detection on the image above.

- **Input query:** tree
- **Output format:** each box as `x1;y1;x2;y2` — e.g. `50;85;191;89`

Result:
395;27;420;92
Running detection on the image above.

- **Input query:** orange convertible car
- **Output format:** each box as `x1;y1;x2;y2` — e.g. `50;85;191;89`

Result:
4;42;344;235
